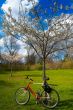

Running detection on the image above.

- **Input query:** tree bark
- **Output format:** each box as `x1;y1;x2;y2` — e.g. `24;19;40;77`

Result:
43;57;46;83
10;63;12;77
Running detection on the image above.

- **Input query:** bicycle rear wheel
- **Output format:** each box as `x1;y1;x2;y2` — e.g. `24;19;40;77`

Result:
41;89;59;108
15;87;30;105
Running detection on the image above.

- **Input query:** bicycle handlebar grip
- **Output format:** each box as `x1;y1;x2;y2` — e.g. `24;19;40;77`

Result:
30;78;33;81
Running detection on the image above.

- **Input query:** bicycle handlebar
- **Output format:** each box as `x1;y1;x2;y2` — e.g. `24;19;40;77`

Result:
25;75;49;82
25;75;33;81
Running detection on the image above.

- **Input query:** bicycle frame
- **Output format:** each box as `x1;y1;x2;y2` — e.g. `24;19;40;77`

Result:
25;80;41;100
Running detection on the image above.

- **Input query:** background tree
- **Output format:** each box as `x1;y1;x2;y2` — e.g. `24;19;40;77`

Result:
3;0;73;82
0;48;2;65
3;36;20;76
25;42;36;69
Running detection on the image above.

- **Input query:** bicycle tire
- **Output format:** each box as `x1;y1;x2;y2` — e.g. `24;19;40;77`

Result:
41;88;59;108
15;87;30;105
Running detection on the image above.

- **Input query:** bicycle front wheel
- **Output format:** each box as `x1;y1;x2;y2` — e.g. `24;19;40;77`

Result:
15;87;30;105
41;89;59;108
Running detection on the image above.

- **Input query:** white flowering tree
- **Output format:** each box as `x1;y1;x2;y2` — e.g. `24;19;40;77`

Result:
3;0;73;82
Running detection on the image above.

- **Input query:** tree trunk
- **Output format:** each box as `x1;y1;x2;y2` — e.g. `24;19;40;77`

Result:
10;63;12;77
43;57;46;83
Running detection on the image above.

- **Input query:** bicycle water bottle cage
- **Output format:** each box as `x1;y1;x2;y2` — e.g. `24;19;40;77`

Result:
42;82;52;93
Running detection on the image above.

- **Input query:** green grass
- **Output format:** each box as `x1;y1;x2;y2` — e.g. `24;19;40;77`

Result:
0;70;73;110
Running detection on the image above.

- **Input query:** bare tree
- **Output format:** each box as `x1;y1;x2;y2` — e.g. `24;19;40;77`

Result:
3;0;73;82
25;43;36;69
4;36;20;76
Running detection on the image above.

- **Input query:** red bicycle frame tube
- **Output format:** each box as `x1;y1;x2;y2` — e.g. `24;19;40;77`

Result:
26;81;40;100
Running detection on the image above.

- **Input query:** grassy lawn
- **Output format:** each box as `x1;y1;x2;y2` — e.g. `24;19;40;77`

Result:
0;70;73;110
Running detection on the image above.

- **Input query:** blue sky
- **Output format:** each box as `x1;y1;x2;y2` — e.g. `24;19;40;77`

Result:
0;0;73;15
36;0;73;16
0;0;5;38
0;0;5;14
